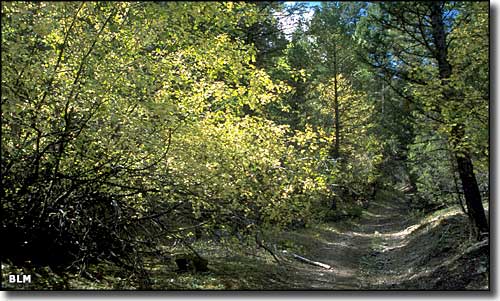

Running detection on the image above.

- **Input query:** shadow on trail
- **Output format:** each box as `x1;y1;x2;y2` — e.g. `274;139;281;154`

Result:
276;190;488;290
274;193;411;289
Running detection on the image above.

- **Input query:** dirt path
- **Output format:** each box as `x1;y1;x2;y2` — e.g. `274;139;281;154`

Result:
282;196;415;289
146;192;486;290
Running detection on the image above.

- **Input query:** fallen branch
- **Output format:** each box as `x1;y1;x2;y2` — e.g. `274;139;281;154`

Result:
283;250;332;270
255;234;281;263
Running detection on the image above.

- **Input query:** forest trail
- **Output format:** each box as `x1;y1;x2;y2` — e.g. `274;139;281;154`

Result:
280;194;416;289
276;191;488;290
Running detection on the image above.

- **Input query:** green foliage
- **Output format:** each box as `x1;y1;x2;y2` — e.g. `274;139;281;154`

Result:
1;1;333;277
2;1;288;271
1;1;488;288
356;1;489;214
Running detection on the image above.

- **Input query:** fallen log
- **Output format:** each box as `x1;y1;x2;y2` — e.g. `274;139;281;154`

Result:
283;250;333;270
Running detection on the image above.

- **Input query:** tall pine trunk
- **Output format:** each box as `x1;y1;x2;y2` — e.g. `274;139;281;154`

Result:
333;42;340;159
430;2;488;236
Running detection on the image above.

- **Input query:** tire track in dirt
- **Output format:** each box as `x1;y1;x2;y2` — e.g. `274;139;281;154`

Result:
283;196;412;289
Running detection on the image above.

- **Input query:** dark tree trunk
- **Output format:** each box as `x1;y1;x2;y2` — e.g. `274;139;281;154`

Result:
429;2;488;235
451;125;489;234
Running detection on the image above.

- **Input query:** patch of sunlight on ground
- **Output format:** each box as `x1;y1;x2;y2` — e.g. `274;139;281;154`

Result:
362;211;386;218
370;202;400;211
349;231;374;238
322;226;345;235
325;241;355;249
352;215;451;241
420;207;463;227
379;224;420;239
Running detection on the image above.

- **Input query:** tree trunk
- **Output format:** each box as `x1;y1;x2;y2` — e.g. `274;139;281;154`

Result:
333;43;340;159
451;125;489;234
429;2;488;235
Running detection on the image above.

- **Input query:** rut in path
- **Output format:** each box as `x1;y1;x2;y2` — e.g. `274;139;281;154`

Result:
283;196;414;289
